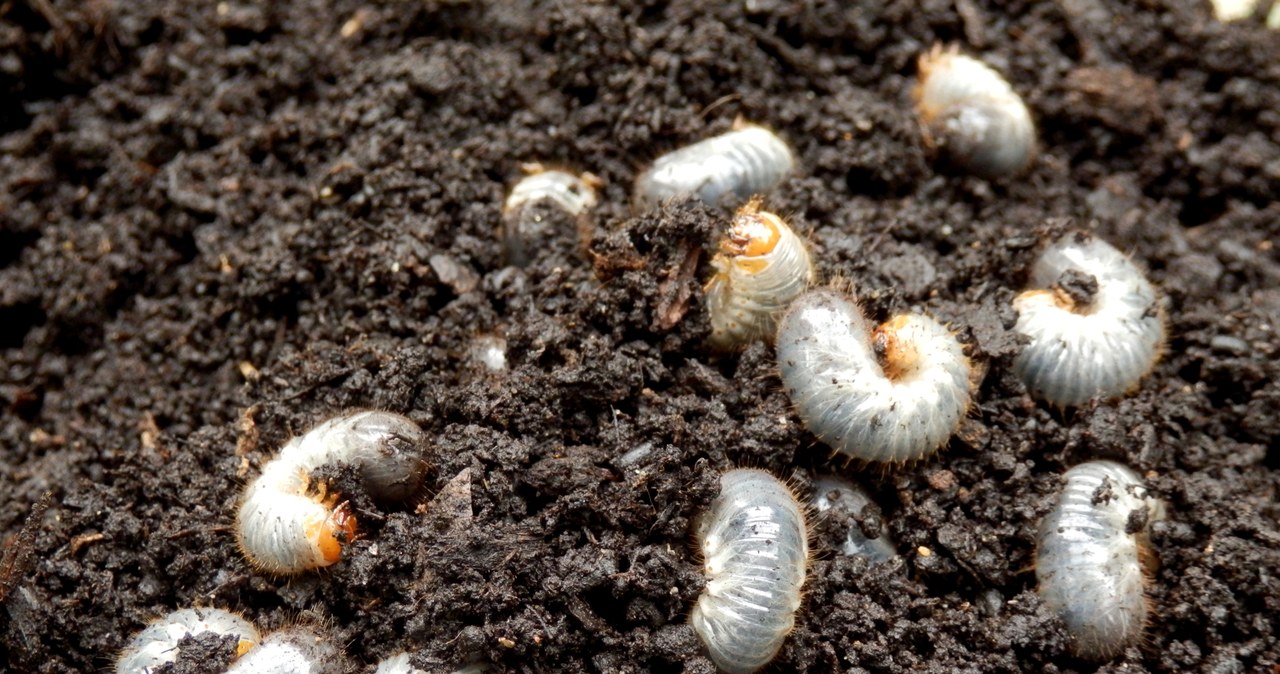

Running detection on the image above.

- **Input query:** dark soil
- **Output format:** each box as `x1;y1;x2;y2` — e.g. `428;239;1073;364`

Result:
2;1;1279;672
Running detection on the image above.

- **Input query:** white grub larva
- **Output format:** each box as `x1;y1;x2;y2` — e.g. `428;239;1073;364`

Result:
776;288;973;464
1036;461;1166;660
810;476;897;563
913;44;1037;179
236;410;428;574
224;627;345;674
374;652;425;674
1012;233;1165;408
116;608;259;674
691;468;809;674
633;120;796;210
705;198;815;349
500;164;600;267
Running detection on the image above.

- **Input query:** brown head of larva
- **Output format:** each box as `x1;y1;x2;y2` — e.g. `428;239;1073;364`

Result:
872;316;923;381
307;501;358;566
911;43;958;129
721;197;783;261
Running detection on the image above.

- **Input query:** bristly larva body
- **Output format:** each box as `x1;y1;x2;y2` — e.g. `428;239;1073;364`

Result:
501;165;600;267
705;198;815;349
913;44;1036;179
634;121;796;210
236;410;428;574
810;476;897;563
224;627;345;674
374;652;426;674
1012;233;1165;407
691;468;808;674
776;288;973;463
1036;461;1165;660
116;608;259;674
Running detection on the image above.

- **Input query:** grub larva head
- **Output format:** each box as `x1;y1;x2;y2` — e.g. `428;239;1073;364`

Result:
914;44;1036;179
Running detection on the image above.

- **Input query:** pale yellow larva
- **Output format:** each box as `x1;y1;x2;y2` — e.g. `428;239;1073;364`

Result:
705;198;814;350
634;120;796;210
913;44;1037;179
115;608;259;674
236;410;428;574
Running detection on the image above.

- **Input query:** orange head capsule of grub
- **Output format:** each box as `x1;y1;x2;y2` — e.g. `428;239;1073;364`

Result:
309;501;357;565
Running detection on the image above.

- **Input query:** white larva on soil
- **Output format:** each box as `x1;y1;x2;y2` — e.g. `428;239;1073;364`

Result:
913;44;1037;179
691;468;808;674
374;652;425;674
633;121;796;210
776;288;973;463
1036;460;1166;661
236;410;429;574
1012;233;1165;408
705;198;815;349
501;165;600;267
116;608;259;674
224;627;345;674
810;475;897;563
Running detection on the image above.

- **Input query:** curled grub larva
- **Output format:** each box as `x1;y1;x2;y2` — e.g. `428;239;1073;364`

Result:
776;288;973;463
1036;461;1165;660
634;121;796;210
810;476;897;563
705;198;815;349
224;627;345;674
116;608;259;674
1012;233;1165;407
501;165;600;267
236;410;428;574
913;44;1036;179
691;468;808;674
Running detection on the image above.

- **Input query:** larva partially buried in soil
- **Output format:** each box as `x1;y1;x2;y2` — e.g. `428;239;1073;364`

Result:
224;626;345;674
705;198;815;349
913;44;1037;179
501;165;600;267
116;608;259;674
776;288;973;464
810;475;897;563
1036;461;1165;660
1012;233;1165;407
691;468;809;674
236;410;429;574
633;120;796;210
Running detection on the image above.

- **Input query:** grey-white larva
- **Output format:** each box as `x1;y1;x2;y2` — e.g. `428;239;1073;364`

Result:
913;44;1037;179
501;165;600;267
776;288;973;463
705;198;815;349
374;652;425;674
1012;233;1165;407
236;410;429;574
634;121;796;210
116;608;259;674
810;476;897;563
224;627;345;674
1036;461;1165;660
691;468;809;674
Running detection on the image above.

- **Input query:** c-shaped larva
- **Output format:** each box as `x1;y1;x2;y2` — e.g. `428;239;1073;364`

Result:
776;288;973;463
913;44;1037;179
810;475;897;563
224;626;344;674
116;608;259;674
705;198;815;349
1012;233;1165;407
1036;461;1165;660
501;165;600;267
633;121;796;210
236;410;428;574
691;468;809;674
